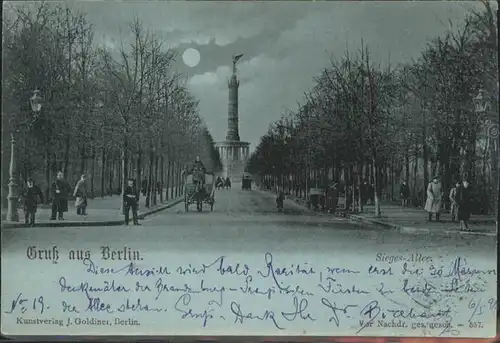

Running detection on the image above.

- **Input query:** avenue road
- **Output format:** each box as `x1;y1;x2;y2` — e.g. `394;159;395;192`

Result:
2;185;494;260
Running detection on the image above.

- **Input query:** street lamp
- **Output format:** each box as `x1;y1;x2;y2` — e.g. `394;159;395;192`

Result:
6;89;43;222
30;89;43;112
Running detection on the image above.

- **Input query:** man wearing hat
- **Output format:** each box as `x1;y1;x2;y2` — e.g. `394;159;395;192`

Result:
424;175;443;221
20;178;44;227
456;178;472;231
123;178;140;225
50;171;70;220
276;190;285;212
191;156;206;190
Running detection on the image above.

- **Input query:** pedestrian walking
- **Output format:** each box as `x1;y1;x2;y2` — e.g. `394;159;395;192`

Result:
327;182;339;214
124;178;140;225
50;171;70;220
216;176;223;190
20;178;44;226
141;178;148;196
424;176;443;221
191;156;207;174
361;181;368;205
276;191;285;212
400;180;410;208
456;178;472;232
353;186;360;210
449;181;460;221
364;182;374;205
73;174;88;216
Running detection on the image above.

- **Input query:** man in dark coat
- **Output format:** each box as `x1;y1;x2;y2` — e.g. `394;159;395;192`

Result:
276;191;285;212
367;183;375;204
191;156;206;186
141;178;148;196
156;181;162;196
50;171;70;220
400;180;410;208
191;156;206;172
21;178;44;226
456;179;472;232
124;178;140;225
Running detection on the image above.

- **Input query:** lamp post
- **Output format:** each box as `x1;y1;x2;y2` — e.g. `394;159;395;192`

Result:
6;90;43;222
30;89;43;113
6;132;19;222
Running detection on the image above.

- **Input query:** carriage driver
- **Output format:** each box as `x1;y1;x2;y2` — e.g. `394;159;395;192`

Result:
191;156;206;186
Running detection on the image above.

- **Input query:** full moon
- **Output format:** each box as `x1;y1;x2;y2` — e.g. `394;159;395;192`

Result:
182;48;201;68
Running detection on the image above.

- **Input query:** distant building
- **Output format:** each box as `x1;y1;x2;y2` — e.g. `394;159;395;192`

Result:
214;55;250;182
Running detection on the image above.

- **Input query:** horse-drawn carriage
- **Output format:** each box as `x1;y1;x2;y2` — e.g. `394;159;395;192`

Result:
242;173;252;190
184;170;215;212
307;188;325;211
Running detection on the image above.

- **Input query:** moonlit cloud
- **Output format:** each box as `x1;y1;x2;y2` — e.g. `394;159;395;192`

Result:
188;66;231;87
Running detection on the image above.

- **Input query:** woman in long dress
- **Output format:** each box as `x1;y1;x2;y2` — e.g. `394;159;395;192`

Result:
73;174;88;215
424;176;442;221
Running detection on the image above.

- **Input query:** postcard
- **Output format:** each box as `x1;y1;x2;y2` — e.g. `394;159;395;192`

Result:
1;0;498;338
